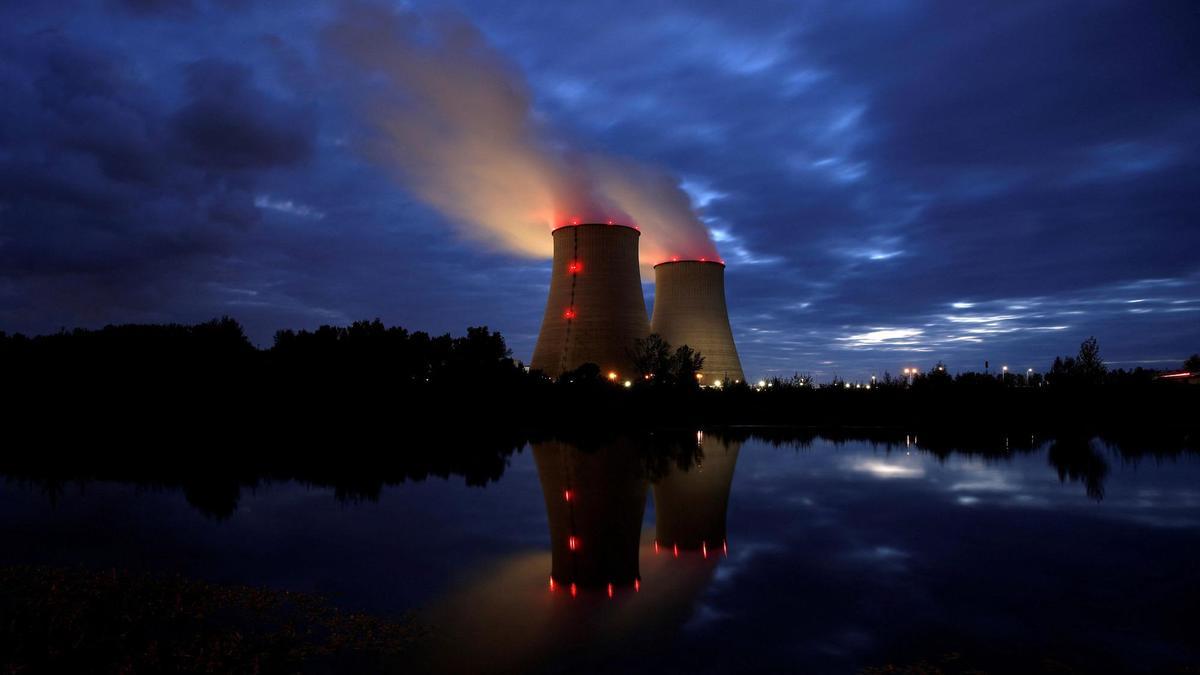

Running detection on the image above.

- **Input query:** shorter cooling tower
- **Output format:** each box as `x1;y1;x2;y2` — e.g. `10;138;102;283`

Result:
533;440;648;590
650;260;744;384
654;434;741;552
530;224;649;379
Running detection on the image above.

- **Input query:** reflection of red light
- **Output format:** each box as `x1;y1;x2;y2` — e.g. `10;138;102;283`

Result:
634;579;640;592
567;261;582;274
723;540;728;557
549;576;556;592
673;543;679;558
568;535;578;551
563;308;576;319
702;541;708;559
570;583;577;597
607;583;613;598
653;540;660;554
563;489;572;502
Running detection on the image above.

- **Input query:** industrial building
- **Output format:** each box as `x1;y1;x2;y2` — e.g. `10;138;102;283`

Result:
530;223;649;379
650;260;744;385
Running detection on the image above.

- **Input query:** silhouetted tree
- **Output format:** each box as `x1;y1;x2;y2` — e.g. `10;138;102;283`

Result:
629;334;673;382
1185;354;1200;372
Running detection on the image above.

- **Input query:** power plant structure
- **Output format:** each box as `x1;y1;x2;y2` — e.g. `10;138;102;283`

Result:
530;223;649;379
653;433;741;554
533;440;648;591
650;260;744;384
529;224;744;385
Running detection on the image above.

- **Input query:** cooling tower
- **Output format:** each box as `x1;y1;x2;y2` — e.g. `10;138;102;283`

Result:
650;260;744;384
533;440;648;590
530;224;650;378
654;434;741;552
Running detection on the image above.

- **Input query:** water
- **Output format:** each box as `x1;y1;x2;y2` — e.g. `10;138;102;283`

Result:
2;432;1198;673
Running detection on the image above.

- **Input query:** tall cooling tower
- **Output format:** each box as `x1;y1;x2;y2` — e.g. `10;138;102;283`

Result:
530;224;649;378
533;440;648;590
650;260;745;384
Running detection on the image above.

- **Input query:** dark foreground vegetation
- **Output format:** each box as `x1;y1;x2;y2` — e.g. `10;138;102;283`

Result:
0;566;420;674
2;318;1196;441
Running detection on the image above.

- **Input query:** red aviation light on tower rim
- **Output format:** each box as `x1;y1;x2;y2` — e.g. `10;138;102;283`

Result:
551;221;641;235
654;258;726;268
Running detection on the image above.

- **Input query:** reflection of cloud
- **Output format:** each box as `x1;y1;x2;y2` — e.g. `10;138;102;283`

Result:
848;459;925;479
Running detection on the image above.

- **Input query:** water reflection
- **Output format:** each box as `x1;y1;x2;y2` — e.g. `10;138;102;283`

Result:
421;433;742;673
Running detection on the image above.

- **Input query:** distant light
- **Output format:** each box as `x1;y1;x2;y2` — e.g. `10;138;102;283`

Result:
673;543;679;558
549;576;556;592
723;540;728;556
696;373;704;379
570;583;577;597
757;380;766;388
700;257;707;262
623;380;632;388
563;308;576;319
568;535;578;551
844;382;850;388
702;541;708;559
672;256;680;262
564;489;572;502
654;540;660;555
608;371;618;381
1002;365;1008;372
607;583;614;598
713;380;722;388
634;579;641;592
567;260;582;274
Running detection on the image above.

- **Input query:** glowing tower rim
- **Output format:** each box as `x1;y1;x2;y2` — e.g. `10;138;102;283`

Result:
650;259;744;385
530;223;649;378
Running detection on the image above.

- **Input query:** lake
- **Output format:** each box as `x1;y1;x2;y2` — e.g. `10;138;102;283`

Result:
2;431;1198;673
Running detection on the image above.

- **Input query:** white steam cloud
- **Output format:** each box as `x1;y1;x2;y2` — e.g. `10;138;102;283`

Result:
325;3;720;267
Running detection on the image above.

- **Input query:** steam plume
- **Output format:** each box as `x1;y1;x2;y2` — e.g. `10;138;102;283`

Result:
325;3;720;267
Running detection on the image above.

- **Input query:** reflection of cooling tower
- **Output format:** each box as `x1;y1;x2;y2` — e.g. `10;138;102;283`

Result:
654;435;741;551
650;260;744;384
533;440;648;589
530;224;649;378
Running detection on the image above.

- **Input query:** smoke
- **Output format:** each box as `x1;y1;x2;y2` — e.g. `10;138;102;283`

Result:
324;2;720;267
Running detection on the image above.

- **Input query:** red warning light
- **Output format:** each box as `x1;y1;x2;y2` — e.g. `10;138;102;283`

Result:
549;576;556;592
634;579;640;592
723;540;728;557
563;308;576;319
653;540;660;555
672;256;680;262
702;541;708;559
570;583;577;597
567;261;582;274
568;535;578;551
607;583;614;598
563;489;572;502
673;543;679;558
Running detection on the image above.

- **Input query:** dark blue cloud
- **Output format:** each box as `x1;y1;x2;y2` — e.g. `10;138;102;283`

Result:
0;0;1196;378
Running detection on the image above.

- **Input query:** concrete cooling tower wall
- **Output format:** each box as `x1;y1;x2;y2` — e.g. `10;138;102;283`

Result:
653;435;741;551
650;260;745;384
533;440;648;589
530;224;650;379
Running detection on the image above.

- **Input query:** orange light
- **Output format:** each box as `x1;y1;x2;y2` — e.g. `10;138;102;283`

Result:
607;371;618;381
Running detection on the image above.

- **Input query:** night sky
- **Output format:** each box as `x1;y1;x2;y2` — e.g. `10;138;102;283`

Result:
2;0;1197;380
